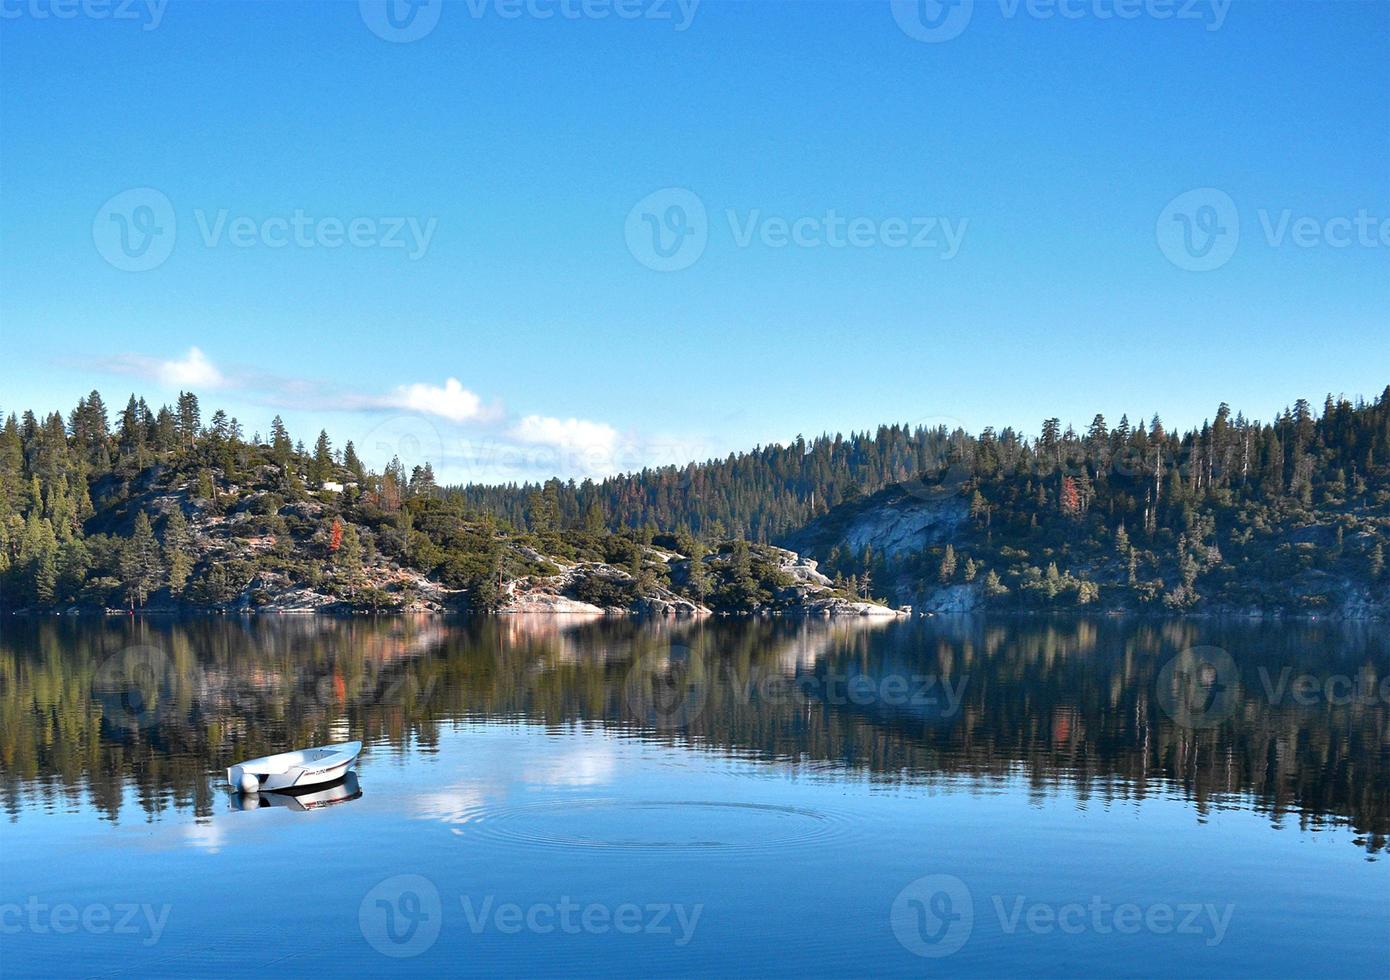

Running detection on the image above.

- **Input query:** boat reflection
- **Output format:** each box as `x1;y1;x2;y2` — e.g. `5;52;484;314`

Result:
233;771;362;812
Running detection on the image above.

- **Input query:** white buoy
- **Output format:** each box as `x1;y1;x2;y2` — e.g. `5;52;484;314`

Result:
238;772;260;794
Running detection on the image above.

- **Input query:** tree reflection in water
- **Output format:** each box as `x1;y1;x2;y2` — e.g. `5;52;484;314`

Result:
0;614;1384;853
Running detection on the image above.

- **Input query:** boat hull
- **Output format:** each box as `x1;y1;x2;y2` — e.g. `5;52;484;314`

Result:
227;741;362;793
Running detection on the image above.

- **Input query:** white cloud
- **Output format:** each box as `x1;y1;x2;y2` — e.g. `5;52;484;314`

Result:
511;414;619;458
157;347;224;388
387;378;485;422
94;346;225;390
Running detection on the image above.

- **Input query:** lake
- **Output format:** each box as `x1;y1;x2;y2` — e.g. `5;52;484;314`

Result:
1;615;1386;977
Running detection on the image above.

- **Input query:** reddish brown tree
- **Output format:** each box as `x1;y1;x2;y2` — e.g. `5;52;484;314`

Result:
1060;476;1081;515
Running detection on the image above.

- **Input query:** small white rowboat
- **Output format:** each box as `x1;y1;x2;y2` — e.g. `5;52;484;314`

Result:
227;741;362;794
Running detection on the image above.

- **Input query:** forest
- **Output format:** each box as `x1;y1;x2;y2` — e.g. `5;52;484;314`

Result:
1;385;1386;614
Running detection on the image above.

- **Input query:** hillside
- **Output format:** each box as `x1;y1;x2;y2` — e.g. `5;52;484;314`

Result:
2;385;1387;618
0;411;889;617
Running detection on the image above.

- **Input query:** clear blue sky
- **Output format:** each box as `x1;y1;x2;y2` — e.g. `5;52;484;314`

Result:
2;0;1386;483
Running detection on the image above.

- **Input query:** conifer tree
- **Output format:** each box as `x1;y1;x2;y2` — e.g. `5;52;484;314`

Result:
119;511;163;607
163;510;193;596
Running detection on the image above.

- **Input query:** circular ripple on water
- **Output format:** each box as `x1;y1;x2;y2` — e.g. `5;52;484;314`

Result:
456;799;852;853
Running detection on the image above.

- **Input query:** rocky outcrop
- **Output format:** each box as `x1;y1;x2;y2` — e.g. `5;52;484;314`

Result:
838;487;968;558
498;559;711;617
912;583;984;615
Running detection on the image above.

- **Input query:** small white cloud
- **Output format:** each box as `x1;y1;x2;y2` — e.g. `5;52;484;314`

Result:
388;378;485;422
92;346;226;390
157;347;224;388
512;414;619;458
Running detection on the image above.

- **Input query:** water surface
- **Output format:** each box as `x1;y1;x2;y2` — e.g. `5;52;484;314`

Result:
1;615;1386;977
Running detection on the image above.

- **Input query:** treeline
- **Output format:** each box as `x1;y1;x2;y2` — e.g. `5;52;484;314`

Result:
0;390;465;610
806;392;1390;610
455;390;1390;541
0;389;805;612
2;384;1387;612
456;425;960;539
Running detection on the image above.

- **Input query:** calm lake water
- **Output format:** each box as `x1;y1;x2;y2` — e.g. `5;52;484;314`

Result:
1;615;1387;978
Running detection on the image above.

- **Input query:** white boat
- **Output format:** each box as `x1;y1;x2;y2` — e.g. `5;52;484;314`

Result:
227;741;362;793
234;773;362;811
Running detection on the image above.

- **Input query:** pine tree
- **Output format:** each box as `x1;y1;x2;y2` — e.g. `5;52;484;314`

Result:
270;416;292;468
938;544;957;583
687;551;710;601
35;546;57;604
163;510;193;596
309;430;334;485
175;391;201;449
342;441;365;483
119;511;163;607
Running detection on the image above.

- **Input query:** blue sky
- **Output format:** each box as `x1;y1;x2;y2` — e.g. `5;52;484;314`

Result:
2;0;1386;483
